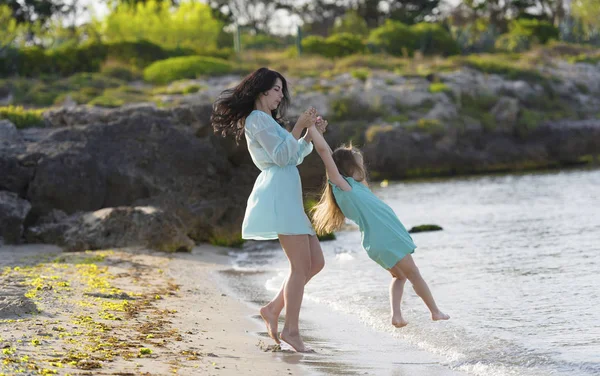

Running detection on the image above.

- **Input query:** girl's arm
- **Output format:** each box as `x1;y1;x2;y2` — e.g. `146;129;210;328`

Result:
291;107;317;140
307;126;352;191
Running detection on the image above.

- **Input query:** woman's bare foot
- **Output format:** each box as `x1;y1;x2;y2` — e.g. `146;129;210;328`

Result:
280;329;314;353
432;311;450;321
392;314;408;328
259;306;280;344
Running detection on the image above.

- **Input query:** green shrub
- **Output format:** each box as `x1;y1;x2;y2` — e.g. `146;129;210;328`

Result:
182;84;204;94
63;72;125;91
510;19;559;45
495;33;531;53
351;69;370;82
143;56;233;85
368;20;416;56
106;40;172;68
0;106;45;128
302;36;330;56
412;23;459;56
302;33;365;58
330;96;380;122
496;19;559;53
2;40;182;77
100;62;141;81
242;33;290;50
195;47;234;60
20;83;61;106
429;82;451;94
88;95;125;108
462;55;544;82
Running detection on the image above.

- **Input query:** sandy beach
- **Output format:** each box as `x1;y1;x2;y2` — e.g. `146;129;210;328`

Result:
0;243;307;376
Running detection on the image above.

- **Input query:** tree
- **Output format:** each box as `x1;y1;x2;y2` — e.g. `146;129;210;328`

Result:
386;0;442;25
208;0;279;34
333;10;370;36
0;0;71;25
571;0;600;31
0;4;25;51
277;0;347;36
103;0;222;49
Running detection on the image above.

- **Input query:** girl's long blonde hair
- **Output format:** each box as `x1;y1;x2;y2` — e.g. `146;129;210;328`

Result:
311;145;367;236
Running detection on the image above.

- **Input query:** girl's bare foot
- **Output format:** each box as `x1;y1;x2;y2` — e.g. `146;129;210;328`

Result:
280;329;314;353
259;306;280;344
432;311;450;321
392;314;408;328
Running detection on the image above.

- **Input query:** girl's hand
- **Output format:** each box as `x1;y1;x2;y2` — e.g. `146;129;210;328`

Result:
297;107;318;129
315;116;328;134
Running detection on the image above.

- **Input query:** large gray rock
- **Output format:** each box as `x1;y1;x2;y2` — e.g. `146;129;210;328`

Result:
0;120;22;145
57;206;195;252
0;191;31;244
0;120;34;196
10;105;256;247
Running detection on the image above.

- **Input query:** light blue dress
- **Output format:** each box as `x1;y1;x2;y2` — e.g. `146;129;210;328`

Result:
242;110;316;240
330;177;416;269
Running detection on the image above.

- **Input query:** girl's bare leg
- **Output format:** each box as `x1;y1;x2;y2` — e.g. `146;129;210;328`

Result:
260;235;324;344
388;269;408;327
390;254;450;321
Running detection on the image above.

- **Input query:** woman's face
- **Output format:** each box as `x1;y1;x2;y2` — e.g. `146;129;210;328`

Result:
262;78;284;111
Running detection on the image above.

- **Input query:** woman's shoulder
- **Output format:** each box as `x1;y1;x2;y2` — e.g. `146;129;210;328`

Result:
246;110;276;133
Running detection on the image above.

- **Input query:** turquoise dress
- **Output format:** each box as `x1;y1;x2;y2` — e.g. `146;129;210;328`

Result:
330;177;416;269
242;110;316;240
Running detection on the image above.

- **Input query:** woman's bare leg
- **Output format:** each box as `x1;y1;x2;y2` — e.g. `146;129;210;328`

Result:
260;235;324;344
391;254;450;321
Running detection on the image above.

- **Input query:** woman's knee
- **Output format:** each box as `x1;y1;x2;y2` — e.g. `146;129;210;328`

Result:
311;256;325;275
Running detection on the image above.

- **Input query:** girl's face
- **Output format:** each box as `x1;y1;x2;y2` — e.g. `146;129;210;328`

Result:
262;78;284;111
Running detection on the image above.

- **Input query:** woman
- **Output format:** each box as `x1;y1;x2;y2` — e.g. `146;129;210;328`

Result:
211;67;325;352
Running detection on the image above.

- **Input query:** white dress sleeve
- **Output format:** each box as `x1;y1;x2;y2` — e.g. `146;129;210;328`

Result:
295;139;313;166
249;112;300;167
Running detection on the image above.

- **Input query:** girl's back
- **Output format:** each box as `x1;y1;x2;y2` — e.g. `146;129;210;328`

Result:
330;176;416;269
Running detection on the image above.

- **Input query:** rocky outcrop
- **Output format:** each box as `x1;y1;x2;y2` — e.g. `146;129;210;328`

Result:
2;60;600;249
362;119;600;179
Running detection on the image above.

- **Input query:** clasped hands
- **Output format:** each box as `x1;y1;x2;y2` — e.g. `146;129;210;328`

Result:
298;107;328;134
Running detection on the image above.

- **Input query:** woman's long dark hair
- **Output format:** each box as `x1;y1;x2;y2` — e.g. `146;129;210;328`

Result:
211;67;290;142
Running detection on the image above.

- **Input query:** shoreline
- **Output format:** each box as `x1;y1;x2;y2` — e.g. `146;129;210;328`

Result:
0;243;310;376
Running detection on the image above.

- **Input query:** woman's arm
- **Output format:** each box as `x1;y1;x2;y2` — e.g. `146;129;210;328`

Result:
307;126;352;191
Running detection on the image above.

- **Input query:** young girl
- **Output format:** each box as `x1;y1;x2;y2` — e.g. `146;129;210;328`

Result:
308;122;449;327
211;68;326;352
